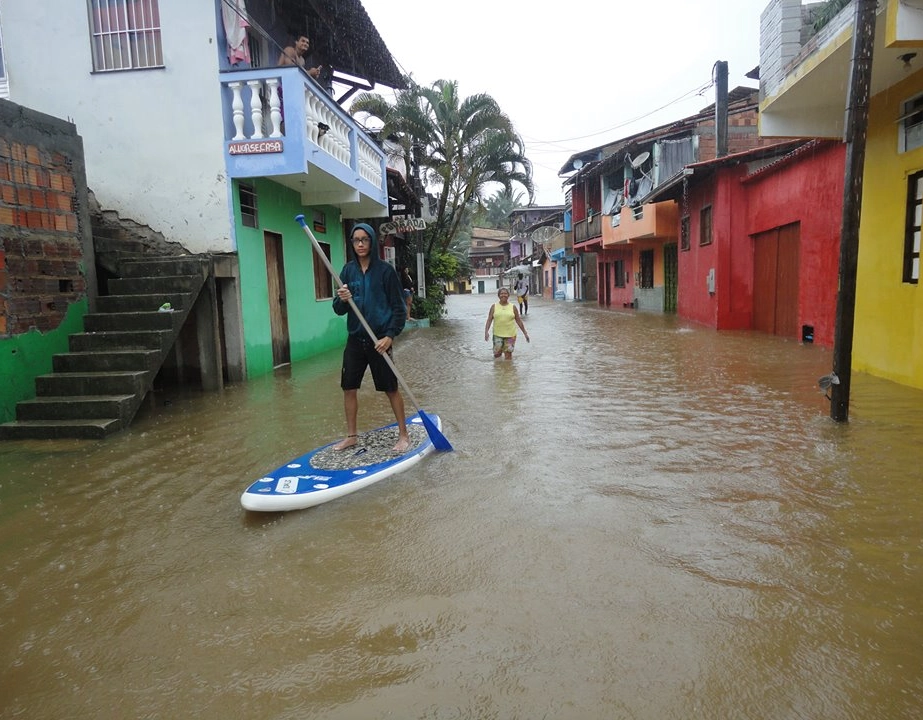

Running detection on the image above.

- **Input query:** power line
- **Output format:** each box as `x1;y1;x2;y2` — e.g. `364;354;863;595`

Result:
521;80;715;146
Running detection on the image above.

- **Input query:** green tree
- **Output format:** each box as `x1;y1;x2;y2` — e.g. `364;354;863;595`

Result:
482;189;525;230
350;79;533;264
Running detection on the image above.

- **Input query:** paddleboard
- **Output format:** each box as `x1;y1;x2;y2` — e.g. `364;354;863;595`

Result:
240;414;440;512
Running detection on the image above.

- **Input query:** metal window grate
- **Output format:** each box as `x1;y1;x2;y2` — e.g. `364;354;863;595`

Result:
87;0;164;72
239;183;258;228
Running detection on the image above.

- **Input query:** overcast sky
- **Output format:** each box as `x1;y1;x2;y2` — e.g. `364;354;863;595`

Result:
359;0;776;206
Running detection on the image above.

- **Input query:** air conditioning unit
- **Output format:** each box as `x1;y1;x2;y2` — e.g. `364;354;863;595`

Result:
555;222;564;230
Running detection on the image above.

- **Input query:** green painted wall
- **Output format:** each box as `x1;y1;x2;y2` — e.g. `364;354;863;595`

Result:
0;299;87;423
233;178;348;378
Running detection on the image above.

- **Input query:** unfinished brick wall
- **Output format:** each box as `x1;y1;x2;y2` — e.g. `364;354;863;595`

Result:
0;100;94;336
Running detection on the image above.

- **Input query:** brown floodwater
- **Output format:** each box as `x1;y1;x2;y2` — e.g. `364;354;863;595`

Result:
1;294;921;719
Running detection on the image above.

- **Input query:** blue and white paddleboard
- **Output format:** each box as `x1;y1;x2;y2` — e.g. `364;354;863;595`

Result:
241;414;440;512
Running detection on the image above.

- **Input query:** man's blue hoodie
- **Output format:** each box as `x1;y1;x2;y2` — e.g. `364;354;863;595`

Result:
332;223;407;340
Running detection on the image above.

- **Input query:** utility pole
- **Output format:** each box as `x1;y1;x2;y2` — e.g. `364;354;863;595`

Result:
831;0;877;422
714;60;728;158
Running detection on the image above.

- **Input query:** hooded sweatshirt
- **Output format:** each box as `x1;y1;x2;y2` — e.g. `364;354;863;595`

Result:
332;223;407;340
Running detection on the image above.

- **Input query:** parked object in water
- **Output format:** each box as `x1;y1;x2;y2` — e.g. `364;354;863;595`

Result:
240;414;441;512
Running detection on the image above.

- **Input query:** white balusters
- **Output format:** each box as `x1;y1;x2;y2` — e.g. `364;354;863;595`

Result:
229;82;245;140
266;78;282;138
247;80;264;139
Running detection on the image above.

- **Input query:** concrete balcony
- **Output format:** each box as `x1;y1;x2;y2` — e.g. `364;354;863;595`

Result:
603;200;678;245
219;67;388;219
759;0;917;139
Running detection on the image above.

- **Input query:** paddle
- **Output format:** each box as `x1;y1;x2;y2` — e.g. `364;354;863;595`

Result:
295;214;453;451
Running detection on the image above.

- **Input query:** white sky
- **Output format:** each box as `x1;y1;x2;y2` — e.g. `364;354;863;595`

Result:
359;0;775;206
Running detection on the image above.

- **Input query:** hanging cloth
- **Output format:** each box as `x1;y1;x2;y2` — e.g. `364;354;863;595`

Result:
222;0;251;66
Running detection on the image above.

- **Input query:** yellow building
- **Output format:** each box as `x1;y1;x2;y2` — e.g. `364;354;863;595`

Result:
759;0;923;389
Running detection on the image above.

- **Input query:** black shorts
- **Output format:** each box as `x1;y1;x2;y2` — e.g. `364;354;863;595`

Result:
341;334;398;392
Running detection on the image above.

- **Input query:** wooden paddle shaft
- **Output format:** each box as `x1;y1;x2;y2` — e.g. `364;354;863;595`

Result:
296;217;425;412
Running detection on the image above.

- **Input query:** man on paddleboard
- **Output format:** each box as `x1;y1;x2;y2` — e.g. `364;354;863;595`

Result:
332;223;410;453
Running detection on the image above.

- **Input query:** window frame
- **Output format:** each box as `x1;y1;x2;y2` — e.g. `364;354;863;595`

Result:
86;0;164;72
904;170;922;284
614;259;625;288
699;205;713;247
238;183;258;228
313;241;333;300
899;93;923;154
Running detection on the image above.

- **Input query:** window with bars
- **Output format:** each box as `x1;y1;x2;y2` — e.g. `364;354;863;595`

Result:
87;0;164;72
0;15;7;99
238;183;257;227
900;94;923;154
904;170;922;283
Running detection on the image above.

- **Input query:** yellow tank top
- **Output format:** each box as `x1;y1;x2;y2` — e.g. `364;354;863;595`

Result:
492;301;516;337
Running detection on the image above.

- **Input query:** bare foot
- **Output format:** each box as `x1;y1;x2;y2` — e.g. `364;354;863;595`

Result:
333;434;358;451
392;435;411;453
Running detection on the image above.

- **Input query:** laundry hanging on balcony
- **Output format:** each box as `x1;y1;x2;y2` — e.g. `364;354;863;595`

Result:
222;0;251;66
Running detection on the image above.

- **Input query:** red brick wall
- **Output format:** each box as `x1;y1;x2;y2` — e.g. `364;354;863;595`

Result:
0;106;92;336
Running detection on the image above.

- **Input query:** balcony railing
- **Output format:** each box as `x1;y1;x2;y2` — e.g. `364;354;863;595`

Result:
219;67;387;216
574;214;602;244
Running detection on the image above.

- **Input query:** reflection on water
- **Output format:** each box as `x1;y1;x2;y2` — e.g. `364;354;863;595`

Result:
1;295;921;719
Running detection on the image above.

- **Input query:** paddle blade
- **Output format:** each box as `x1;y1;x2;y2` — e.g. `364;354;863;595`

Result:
419;410;453;452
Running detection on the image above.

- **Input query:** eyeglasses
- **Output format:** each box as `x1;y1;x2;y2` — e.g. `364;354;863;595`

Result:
351;236;371;245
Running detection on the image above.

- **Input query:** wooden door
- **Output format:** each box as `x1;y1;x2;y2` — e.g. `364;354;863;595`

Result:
753;223;800;338
264;231;291;367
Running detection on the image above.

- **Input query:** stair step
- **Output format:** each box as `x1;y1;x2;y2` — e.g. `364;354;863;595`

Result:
53;349;161;373
108;275;204;295
16;394;136;421
96;292;192;314
84;310;179;332
69;330;171;352
0;418;123;440
36;370;149;396
119;257;209;278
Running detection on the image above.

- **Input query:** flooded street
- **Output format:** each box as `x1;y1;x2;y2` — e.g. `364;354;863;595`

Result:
1;294;921;719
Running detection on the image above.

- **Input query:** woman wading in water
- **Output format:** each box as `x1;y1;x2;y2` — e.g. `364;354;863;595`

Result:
484;287;529;360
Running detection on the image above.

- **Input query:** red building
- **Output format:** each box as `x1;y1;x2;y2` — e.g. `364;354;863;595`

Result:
649;139;846;346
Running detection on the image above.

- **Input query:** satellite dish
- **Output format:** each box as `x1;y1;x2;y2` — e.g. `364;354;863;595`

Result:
572;158;584;170
630;151;650;169
530;225;562;244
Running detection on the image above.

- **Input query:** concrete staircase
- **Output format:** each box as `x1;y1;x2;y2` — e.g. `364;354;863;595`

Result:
0;256;210;440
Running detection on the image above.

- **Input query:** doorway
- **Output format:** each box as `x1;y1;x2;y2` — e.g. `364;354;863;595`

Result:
264;231;291;367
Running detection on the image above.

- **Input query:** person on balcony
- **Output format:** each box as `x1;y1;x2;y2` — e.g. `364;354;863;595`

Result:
332;224;411;453
513;273;530;315
277;35;322;79
484;287;529;360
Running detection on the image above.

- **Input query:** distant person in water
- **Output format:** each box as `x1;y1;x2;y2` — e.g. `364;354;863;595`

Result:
484;287;529;360
332;223;410;453
513;272;530;315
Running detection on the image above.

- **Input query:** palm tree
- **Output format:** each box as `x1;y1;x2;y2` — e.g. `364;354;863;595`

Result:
350;79;533;260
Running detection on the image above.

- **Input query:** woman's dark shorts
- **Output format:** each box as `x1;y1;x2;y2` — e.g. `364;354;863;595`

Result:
341;334;398;392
